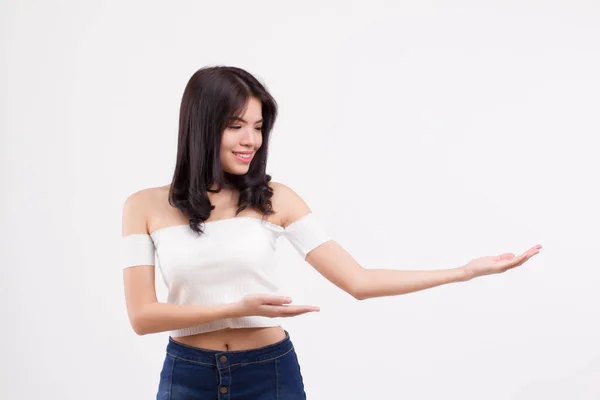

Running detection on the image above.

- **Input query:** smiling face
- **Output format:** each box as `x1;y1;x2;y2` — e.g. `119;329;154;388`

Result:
220;96;264;175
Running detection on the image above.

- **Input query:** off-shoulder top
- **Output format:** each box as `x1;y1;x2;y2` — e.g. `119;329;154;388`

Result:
121;212;331;337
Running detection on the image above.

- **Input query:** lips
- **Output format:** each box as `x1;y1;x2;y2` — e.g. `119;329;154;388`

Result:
233;151;253;163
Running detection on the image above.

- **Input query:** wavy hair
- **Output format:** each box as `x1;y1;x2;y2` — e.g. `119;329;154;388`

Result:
168;66;278;235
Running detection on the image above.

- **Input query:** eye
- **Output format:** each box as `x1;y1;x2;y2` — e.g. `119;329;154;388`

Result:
228;125;263;131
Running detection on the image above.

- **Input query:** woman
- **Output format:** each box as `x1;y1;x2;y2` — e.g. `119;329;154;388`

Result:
121;66;542;399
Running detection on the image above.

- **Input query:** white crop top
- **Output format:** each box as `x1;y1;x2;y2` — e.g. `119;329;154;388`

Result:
121;212;331;337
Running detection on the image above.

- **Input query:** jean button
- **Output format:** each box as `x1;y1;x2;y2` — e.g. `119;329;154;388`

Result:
220;387;228;394
219;355;228;363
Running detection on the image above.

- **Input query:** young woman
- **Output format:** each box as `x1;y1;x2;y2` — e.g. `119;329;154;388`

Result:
121;66;542;400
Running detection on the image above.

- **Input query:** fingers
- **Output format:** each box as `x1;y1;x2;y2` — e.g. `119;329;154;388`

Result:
520;245;541;261
260;295;293;306
501;245;542;271
282;308;321;317
282;305;320;315
262;304;320;317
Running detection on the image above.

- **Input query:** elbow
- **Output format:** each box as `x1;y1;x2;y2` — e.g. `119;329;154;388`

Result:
351;290;369;301
130;316;147;336
352;292;367;301
348;271;371;300
129;310;150;336
349;283;369;301
132;324;148;336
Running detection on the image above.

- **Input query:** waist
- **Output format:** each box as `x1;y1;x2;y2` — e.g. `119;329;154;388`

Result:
169;326;289;355
169;315;282;338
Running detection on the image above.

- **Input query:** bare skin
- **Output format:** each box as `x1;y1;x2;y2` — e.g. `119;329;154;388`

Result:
122;96;542;352
148;184;296;351
124;183;542;351
122;97;325;351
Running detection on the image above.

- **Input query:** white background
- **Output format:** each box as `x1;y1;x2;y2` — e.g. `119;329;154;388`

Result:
2;1;599;399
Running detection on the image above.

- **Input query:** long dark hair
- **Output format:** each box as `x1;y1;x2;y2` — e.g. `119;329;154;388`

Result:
168;66;278;235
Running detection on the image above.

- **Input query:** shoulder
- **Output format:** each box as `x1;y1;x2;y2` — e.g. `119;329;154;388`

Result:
123;186;165;210
268;181;312;228
122;186;166;235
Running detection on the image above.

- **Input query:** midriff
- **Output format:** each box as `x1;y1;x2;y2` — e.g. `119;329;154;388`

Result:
171;326;287;351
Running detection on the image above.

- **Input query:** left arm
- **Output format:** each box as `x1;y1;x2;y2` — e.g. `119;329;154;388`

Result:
272;182;542;301
306;241;467;300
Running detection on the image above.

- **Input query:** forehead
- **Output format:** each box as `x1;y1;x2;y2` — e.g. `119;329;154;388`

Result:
236;97;262;121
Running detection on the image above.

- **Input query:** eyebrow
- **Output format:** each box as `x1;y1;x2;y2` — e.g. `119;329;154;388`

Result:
230;116;263;124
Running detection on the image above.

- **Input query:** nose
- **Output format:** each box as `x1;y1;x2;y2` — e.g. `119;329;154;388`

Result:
239;127;256;147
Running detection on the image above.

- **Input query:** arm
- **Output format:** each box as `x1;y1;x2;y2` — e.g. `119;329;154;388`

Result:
121;190;240;335
123;267;240;336
308;243;540;300
272;182;541;301
306;242;467;300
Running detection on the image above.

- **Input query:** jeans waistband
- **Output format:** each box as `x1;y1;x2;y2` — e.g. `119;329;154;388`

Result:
166;330;293;367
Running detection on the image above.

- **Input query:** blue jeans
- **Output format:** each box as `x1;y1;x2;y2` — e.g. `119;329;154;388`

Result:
156;330;307;399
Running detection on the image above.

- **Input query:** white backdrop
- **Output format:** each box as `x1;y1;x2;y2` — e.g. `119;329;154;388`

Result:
2;1;599;399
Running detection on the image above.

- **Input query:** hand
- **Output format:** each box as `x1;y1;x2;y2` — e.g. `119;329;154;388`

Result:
234;294;320;318
463;244;542;280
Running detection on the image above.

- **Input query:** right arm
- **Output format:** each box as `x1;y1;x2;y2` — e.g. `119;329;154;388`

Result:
122;190;241;335
123;281;241;336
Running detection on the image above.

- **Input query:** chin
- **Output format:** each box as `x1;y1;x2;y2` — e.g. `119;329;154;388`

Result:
225;166;250;175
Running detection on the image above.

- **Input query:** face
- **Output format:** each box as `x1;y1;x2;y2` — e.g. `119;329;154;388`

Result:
220;96;263;175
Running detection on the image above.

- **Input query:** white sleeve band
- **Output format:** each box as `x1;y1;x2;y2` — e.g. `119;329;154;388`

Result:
121;234;156;268
282;212;331;258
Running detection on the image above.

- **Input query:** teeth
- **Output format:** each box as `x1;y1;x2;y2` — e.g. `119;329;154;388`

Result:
234;152;251;159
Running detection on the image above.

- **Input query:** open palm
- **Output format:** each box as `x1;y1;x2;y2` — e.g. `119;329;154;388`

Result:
464;244;542;280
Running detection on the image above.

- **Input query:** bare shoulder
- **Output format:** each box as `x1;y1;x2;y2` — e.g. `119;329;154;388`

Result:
122;186;166;236
268;181;312;227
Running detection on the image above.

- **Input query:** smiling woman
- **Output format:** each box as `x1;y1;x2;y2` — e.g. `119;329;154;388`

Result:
121;65;542;400
220;100;264;172
167;66;279;237
122;66;321;399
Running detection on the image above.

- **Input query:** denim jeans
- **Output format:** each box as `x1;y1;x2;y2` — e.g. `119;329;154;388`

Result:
156;330;306;399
